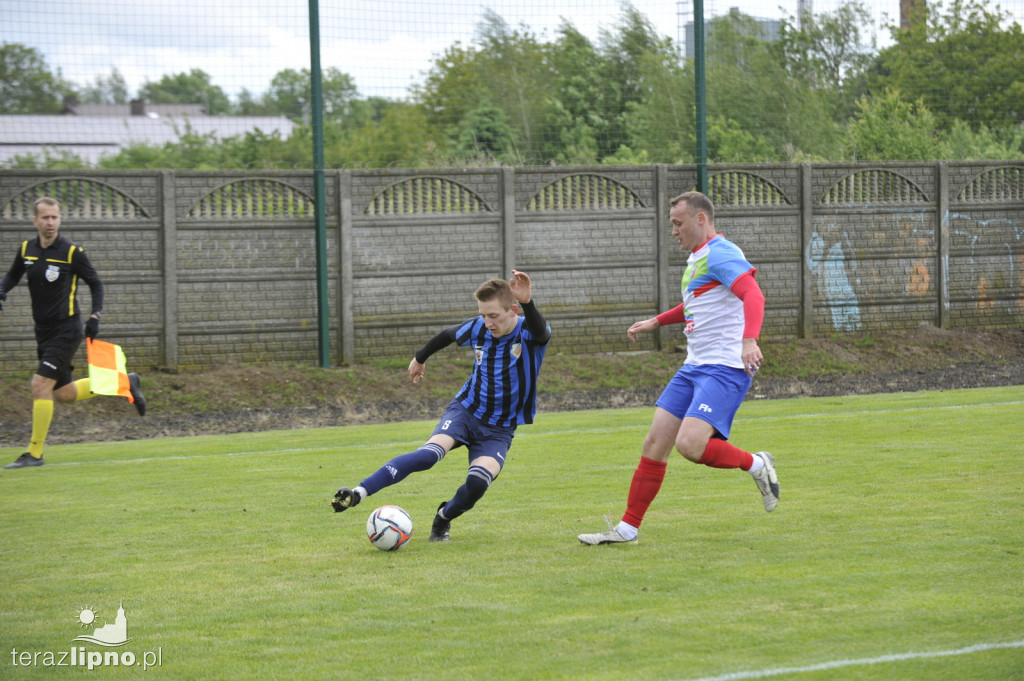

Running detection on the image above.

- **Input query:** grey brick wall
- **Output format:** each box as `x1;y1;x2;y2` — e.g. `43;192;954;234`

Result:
0;162;1020;373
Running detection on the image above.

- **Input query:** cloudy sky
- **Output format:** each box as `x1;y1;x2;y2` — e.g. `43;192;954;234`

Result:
2;0;997;101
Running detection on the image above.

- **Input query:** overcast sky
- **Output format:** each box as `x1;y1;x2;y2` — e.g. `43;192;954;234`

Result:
4;0;1013;101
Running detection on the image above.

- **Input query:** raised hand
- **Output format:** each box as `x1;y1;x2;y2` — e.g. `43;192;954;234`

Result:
509;270;532;304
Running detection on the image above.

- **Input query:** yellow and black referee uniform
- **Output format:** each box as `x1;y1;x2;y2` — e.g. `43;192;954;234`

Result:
2;233;104;385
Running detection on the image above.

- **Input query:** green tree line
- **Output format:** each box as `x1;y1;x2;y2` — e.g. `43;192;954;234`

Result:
2;0;1022;169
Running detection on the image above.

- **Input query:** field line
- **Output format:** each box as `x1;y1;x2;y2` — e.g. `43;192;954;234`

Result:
47;447;319;467
523;399;1024;437
36;397;1023;467
674;639;1024;681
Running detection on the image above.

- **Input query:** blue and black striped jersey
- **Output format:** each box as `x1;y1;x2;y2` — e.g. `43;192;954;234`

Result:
415;300;550;428
452;312;548;427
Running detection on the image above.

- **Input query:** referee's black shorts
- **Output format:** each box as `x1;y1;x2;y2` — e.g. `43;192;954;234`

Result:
34;318;84;389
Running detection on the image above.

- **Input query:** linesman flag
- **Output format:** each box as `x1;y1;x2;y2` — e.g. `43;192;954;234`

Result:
86;338;135;403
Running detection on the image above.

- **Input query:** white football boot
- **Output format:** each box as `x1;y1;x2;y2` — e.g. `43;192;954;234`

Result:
751;451;780;512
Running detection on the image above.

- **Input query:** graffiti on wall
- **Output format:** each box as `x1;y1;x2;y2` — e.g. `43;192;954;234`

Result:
806;211;936;332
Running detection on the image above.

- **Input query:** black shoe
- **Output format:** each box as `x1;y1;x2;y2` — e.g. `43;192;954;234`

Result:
4;453;44;469
331;487;361;513
429;501;451;542
128;373;147;416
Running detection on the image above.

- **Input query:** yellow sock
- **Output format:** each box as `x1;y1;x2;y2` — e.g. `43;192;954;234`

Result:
28;399;54;458
74;378;96;402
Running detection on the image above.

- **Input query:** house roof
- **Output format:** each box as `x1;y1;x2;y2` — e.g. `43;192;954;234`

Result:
0;114;296;165
65;103;209;117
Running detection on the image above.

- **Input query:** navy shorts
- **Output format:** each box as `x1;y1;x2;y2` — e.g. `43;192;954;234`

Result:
34;318;84;390
655;363;752;439
432;399;516;470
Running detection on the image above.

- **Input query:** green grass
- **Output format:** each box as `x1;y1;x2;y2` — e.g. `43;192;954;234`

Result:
2;387;1022;681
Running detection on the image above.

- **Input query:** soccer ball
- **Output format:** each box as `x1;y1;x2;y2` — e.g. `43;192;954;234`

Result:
366;505;413;551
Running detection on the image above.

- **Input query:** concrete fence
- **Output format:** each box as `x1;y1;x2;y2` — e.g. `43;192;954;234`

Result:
1;162;1021;372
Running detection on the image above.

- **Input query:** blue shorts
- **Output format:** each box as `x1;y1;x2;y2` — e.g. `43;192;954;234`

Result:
432;399;515;470
655;364;752;439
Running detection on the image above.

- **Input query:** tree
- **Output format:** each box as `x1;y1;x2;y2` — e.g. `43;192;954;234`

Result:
940;119;1024;160
703;11;839;160
4;149;89;169
596;4;680;160
455;104;517;162
80;67;129;104
465;10;549;162
778;1;877;119
779;2;876;87
138;69;231;115
330;104;444;168
0;42;73;113
415;41;487;139
415;10;550;163
872;0;1024;130
621;50;694;163
707;116;776;162
235;88;267;116
544;21;620;163
844;89;942;160
263;67;359;124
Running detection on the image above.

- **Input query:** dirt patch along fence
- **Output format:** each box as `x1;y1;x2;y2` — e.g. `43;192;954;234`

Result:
0;162;1021;371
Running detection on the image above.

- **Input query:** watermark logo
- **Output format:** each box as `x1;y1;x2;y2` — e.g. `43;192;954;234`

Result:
9;601;162;671
74;602;131;646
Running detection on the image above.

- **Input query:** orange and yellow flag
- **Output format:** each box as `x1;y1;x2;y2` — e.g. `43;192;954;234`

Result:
86;338;134;403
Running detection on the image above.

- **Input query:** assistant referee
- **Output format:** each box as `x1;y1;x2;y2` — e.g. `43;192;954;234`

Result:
0;197;146;469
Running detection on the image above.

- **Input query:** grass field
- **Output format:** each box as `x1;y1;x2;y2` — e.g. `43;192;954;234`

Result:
2;387;1022;681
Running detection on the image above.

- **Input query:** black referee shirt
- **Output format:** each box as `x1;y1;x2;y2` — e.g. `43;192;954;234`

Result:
0;235;104;327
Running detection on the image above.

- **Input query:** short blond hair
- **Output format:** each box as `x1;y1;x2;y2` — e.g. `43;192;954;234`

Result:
475;278;516;309
34;196;62;216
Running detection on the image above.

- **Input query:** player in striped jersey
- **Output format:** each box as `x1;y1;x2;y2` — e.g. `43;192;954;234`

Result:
579;191;779;545
332;271;550;542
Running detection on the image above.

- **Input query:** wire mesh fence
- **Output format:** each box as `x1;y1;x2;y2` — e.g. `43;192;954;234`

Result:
2;0;1023;168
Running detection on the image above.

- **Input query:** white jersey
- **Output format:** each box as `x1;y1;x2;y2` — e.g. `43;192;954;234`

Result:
681;235;755;368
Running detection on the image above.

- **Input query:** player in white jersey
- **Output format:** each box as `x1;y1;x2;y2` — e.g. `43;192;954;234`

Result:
579;191;779;545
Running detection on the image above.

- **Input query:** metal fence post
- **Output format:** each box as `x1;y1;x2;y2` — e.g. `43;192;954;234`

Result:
936;161;950;328
160;170;178;369
799;162;814;339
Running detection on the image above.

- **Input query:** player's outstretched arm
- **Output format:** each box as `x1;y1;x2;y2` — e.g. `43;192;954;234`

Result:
408;324;461;383
626;317;659;342
408;357;426;384
509;270;532;304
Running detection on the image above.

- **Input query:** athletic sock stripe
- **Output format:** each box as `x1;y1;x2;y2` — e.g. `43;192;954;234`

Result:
423;442;446;462
467;465;493;484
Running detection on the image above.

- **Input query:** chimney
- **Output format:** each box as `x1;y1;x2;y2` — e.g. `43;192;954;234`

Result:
130;98;147;116
901;0;925;31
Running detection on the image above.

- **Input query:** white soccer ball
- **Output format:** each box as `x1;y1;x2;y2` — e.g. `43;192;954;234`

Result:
366;505;413;551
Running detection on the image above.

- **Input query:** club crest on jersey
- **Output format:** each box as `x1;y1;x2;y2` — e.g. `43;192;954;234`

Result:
45;265;60;282
474;346;484;365
511;342;522;359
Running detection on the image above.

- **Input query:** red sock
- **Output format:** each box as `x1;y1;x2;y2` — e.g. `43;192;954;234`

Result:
621;457;667;529
699;439;755;470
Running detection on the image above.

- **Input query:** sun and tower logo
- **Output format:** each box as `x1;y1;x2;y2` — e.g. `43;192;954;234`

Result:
9;601;162;671
74;602;131;646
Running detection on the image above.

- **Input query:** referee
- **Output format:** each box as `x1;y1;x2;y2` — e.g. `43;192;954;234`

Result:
0;197;146;469
331;270;550;542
